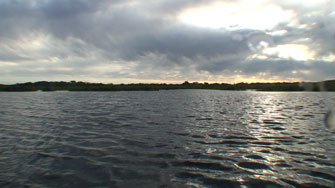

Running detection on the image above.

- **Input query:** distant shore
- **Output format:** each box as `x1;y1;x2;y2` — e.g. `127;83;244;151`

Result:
0;80;334;92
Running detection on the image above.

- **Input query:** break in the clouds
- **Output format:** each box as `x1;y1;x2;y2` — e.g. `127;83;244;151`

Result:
0;0;334;84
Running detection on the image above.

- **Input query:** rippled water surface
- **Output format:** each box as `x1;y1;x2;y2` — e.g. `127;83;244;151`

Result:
1;90;335;188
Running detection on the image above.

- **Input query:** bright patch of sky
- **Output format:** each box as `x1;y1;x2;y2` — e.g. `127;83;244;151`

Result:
263;44;315;61
178;0;296;30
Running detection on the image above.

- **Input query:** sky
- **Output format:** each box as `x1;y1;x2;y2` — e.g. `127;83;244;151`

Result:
0;0;334;84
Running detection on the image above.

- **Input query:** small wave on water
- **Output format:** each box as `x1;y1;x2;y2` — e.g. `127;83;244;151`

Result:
0;90;335;188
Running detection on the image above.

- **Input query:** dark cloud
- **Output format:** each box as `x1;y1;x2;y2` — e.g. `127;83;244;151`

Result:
121;27;253;60
0;0;334;83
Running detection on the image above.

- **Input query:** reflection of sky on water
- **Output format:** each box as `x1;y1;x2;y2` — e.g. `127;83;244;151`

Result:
181;91;335;185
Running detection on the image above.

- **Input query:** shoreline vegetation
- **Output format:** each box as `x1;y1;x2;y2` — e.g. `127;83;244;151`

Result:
0;80;334;92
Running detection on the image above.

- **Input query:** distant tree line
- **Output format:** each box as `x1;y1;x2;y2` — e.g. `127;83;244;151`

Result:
0;80;334;92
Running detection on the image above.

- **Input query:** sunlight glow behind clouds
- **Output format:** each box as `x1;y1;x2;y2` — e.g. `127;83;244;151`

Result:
178;0;296;30
263;44;316;61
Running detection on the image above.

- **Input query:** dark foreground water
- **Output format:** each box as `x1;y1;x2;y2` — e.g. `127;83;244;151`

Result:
0;90;334;188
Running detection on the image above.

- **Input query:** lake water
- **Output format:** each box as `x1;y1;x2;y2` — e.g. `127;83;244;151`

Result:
0;90;334;188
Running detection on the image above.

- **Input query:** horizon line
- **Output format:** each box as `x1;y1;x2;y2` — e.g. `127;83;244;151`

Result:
2;79;334;86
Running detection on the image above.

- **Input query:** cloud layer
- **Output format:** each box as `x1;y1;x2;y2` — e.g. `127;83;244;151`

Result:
0;0;334;83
